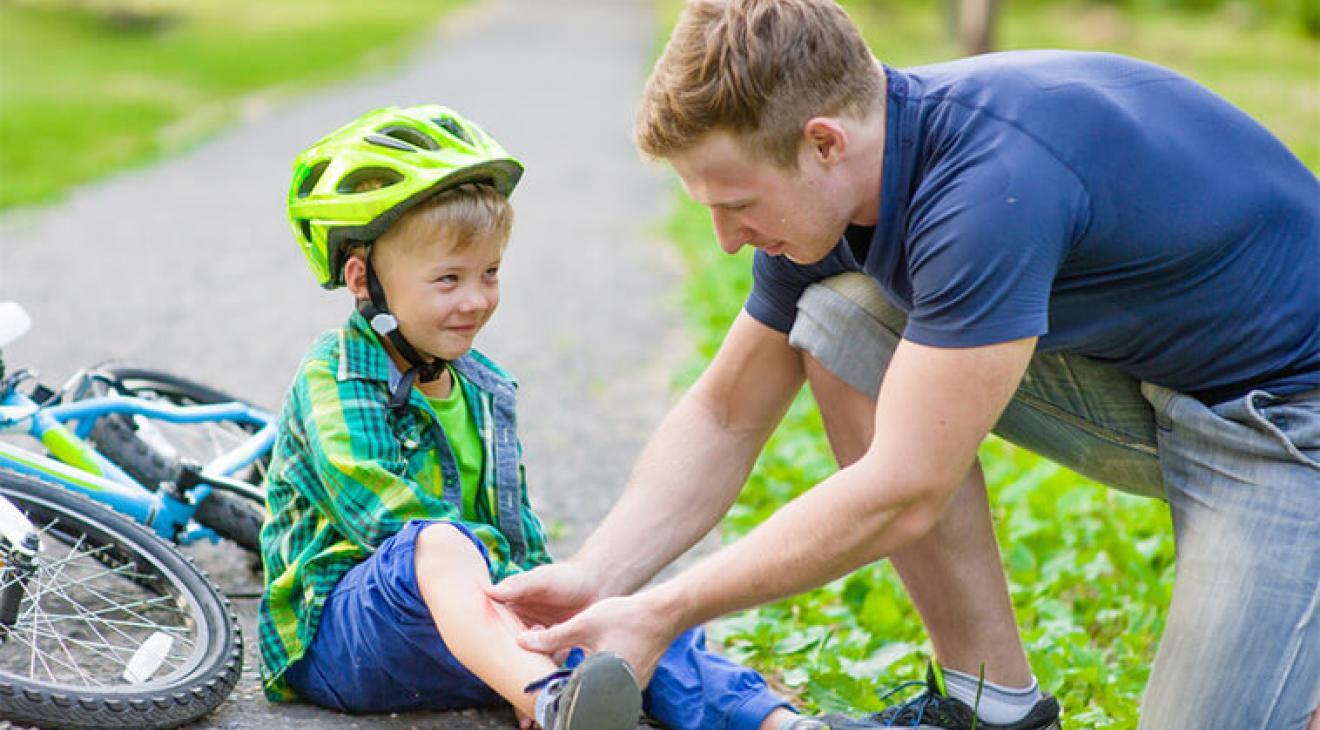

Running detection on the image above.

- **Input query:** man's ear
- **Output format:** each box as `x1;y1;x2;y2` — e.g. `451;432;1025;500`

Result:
803;117;847;166
343;254;369;299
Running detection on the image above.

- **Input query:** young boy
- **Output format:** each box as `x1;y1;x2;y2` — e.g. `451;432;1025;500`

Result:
258;104;818;730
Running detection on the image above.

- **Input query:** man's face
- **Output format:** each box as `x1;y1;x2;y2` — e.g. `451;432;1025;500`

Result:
669;131;854;265
372;232;503;361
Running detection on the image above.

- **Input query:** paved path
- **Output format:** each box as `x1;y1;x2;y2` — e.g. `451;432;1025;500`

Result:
1;1;701;726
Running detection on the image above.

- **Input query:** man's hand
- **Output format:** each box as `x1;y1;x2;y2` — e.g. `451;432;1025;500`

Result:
486;561;602;628
515;591;680;687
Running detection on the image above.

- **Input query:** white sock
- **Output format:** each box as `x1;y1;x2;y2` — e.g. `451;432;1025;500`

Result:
534;677;566;727
943;667;1041;725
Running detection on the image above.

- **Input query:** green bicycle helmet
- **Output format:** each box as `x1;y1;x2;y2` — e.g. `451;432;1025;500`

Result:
288;104;524;289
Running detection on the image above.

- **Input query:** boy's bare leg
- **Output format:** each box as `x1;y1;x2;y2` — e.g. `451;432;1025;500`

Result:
414;523;559;719
803;354;1033;688
418;524;797;729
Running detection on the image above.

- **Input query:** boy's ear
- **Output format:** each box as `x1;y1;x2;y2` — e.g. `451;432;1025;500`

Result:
343;254;369;299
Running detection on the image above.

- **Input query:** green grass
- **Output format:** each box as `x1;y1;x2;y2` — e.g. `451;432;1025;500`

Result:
655;1;1317;726
0;0;467;209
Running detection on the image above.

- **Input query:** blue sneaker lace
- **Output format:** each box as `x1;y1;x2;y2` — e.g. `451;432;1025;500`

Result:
875;679;936;727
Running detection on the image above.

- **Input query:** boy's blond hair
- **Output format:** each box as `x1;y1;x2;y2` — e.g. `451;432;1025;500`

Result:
380;182;514;254
636;0;882;170
348;181;514;268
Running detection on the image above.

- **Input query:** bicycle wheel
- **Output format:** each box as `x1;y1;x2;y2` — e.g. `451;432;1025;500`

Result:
0;469;242;729
79;365;268;554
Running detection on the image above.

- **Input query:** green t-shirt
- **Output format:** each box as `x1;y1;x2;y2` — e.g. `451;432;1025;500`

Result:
425;370;483;520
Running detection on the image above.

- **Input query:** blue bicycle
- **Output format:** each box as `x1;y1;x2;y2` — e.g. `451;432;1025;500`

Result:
0;302;276;729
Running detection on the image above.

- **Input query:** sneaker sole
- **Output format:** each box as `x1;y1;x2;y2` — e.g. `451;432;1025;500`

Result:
897;718;1061;723
558;652;643;730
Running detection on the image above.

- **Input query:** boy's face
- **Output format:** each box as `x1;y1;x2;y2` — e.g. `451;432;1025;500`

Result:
368;231;504;362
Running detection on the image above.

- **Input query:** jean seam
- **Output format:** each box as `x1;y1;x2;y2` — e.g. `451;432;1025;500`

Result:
1056;353;1101;424
1263;583;1319;727
1010;388;1158;456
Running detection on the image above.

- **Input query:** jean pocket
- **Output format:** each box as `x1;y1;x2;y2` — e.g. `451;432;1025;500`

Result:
1235;390;1320;470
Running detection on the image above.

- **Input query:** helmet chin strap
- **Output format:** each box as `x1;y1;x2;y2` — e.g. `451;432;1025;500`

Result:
356;254;447;409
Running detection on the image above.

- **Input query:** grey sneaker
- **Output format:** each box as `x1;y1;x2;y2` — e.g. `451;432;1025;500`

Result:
526;652;642;730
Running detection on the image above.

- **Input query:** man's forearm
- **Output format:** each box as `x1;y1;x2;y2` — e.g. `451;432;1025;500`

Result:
572;389;771;597
647;454;949;629
637;334;1037;632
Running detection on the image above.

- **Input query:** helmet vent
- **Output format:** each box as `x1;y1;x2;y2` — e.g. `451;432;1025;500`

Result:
375;125;439;151
298;219;313;243
433;117;472;145
366;134;416;153
296;160;329;198
337;167;405;194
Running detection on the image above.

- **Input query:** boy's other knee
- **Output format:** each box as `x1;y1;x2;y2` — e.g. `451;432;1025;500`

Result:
414;522;484;571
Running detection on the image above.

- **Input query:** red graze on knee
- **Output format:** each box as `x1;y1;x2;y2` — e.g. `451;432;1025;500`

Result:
482;592;531;634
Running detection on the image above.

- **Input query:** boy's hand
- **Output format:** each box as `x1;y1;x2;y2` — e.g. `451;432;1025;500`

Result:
486;561;601;627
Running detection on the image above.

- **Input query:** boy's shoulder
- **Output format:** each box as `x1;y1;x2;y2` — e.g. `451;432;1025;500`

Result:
295;312;392;386
455;348;517;390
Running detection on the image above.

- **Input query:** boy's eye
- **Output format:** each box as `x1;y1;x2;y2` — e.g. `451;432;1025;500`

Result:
485;266;500;277
435;274;458;284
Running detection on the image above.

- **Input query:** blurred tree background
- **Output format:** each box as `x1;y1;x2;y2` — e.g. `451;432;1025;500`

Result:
657;0;1316;728
0;0;465;209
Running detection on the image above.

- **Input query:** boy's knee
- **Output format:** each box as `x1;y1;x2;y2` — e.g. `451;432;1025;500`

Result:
414;522;484;567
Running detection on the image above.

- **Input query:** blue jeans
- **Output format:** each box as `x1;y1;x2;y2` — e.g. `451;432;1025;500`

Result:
284;520;789;730
791;273;1320;729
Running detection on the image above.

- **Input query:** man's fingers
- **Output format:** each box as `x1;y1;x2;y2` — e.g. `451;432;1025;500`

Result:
518;620;581;655
485;572;528;602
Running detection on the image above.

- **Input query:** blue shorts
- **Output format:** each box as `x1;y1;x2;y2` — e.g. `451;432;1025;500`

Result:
285;520;789;730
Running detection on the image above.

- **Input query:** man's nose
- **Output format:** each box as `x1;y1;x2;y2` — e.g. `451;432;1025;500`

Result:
711;211;748;255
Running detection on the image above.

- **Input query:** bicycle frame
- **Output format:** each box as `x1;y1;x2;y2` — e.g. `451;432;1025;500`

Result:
0;383;276;545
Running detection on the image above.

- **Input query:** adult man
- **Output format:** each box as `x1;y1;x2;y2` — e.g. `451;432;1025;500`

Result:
489;1;1320;728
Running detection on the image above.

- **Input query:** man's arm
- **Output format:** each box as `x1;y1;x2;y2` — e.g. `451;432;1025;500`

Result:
489;311;805;615
517;335;1036;681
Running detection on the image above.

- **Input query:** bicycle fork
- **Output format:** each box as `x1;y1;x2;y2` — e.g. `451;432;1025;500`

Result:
0;495;39;639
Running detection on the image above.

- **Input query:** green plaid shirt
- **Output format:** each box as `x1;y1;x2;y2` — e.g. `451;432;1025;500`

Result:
257;312;552;701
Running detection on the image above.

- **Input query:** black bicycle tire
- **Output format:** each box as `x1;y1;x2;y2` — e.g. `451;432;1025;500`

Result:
0;469;242;730
82;365;267;554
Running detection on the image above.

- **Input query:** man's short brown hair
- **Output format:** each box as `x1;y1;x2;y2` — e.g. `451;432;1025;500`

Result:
636;0;883;169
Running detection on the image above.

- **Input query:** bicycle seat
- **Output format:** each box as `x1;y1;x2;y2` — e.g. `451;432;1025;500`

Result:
0;302;31;347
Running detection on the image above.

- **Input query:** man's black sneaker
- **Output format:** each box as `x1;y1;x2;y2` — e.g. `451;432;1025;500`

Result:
780;663;1061;730
867;663;1061;730
525;651;642;730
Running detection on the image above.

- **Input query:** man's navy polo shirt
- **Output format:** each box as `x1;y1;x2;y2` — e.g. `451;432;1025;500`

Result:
746;51;1319;404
